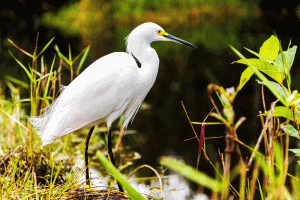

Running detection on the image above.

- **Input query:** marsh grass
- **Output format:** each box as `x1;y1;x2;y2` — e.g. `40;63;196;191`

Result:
0;37;134;199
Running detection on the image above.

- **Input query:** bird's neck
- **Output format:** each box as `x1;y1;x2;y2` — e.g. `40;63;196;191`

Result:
129;39;158;67
128;39;159;86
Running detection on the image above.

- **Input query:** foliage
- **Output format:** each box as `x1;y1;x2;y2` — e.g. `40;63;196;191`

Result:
232;35;300;161
159;35;300;199
40;0;260;55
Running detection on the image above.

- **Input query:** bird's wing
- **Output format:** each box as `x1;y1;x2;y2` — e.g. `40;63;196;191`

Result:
30;52;139;145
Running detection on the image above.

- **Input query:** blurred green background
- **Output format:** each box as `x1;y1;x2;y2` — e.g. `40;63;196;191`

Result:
1;0;300;187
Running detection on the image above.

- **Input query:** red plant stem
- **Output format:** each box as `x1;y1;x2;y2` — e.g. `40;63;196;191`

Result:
197;122;205;170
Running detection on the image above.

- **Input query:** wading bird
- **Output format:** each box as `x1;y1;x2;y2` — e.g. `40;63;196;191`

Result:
29;22;196;192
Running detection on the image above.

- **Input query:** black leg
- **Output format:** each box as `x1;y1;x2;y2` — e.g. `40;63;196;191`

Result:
108;128;124;192
85;125;95;186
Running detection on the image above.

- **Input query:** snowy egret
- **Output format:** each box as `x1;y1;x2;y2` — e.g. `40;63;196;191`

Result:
29;22;196;191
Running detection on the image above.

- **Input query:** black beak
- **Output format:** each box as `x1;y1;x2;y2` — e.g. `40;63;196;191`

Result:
163;34;197;48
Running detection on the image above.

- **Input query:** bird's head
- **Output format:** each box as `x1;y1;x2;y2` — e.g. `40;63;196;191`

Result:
126;22;196;54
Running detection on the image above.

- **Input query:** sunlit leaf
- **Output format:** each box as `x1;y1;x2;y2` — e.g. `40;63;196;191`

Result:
238;66;254;91
236;58;285;83
258;80;288;99
266;106;300;122
274;45;297;71
289;149;300;157
282;124;300;139
231;46;287;107
259;35;279;62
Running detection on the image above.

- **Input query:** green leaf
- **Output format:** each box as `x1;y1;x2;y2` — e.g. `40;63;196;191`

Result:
236;58;285;83
267;106;300;122
274;45;297;71
258;80;288;99
96;151;146;200
246;47;284;73
282;124;300;139
259;35;279;62
238;66;254;91
231;46;287;107
159;156;222;192
289;149;300;157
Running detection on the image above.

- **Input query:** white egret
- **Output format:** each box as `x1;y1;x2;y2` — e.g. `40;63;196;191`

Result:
29;22;196;191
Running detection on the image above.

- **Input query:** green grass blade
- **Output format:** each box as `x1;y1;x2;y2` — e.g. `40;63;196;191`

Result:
40;56;45;79
9;51;35;84
36;37;55;59
76;46;90;75
255;153;275;184
257;178;265;200
96;151;147;200
68;44;72;62
274;142;284;185
54;45;71;69
43;55;56;103
4;75;29;88
159;156;222;192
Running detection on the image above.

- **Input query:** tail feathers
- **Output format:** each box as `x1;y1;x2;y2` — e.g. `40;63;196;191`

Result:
29;115;54;145
41;140;53;147
29;94;65;146
29;115;47;136
29;114;75;146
